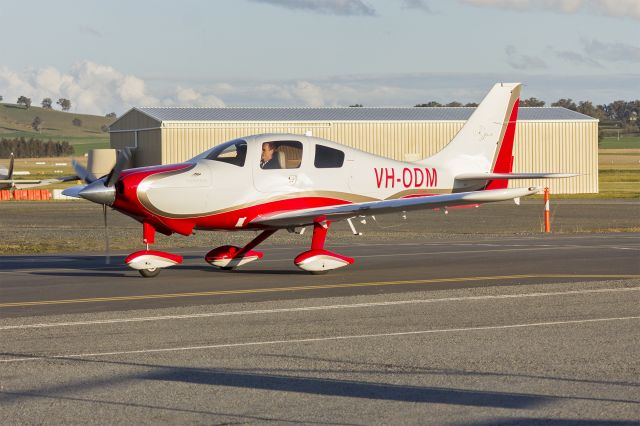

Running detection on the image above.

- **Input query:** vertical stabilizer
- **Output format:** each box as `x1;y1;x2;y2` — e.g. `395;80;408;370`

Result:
421;83;521;187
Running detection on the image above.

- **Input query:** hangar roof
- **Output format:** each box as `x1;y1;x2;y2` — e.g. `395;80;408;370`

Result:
132;106;596;123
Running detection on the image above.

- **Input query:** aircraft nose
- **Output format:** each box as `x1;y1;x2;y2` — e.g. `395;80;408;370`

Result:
78;179;116;205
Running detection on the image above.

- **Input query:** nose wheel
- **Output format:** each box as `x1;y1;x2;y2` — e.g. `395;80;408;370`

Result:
138;267;161;278
125;223;183;278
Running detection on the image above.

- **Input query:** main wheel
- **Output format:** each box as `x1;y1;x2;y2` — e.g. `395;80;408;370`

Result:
139;268;161;278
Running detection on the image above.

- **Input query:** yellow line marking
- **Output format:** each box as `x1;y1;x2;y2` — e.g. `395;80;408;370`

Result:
1;274;638;309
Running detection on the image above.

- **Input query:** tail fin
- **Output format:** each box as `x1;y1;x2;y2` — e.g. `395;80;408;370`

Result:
422;83;521;189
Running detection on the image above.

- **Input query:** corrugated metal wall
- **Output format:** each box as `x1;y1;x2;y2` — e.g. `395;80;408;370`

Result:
158;120;596;193
112;117;597;193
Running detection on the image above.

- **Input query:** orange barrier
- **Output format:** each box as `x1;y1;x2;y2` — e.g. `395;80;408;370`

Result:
0;190;11;201
7;189;53;201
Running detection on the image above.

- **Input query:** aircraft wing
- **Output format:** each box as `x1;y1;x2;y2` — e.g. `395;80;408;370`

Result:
251;186;540;228
1;179;61;189
455;172;578;180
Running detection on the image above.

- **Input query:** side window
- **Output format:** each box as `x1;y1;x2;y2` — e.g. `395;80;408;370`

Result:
206;140;246;167
260;141;303;170
314;144;344;168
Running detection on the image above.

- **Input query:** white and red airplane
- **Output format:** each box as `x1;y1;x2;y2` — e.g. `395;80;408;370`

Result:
64;83;575;277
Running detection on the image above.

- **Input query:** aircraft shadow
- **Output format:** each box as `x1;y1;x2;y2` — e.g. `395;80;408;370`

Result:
460;420;640;426
29;271;128;278
176;265;310;275
0;353;551;410
149;367;550;408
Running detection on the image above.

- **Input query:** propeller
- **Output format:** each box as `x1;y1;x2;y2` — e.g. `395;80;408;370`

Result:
103;204;110;265
64;148;132;264
71;159;97;184
73;147;132;205
8;152;15;179
106;147;131;187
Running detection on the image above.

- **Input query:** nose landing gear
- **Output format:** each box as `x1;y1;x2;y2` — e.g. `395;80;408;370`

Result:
125;222;183;278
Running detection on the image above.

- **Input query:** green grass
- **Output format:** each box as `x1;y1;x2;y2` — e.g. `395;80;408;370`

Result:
599;136;640;149
0;103;113;154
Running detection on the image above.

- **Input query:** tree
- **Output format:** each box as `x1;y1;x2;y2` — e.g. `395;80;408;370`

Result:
17;96;32;109
349;104;363;107
31;116;42;132
41;97;53;109
100;124;109;132
57;98;71;111
0;95;3;102
105;112;117;119
520;97;545;107
72;118;82;127
446;101;463;107
464;102;479;107
415;101;442;107
576;101;598;118
551;98;577;111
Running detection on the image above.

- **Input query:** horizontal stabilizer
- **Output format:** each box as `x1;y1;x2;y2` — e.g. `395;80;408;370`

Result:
455;172;578;181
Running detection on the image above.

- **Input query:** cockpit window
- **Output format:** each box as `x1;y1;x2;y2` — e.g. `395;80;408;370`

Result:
192;139;247;167
314;144;344;168
259;141;303;170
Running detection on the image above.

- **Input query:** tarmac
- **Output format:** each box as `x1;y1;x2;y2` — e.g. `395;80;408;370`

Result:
1;233;639;424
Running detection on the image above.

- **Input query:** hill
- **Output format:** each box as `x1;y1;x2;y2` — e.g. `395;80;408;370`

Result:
0;103;114;155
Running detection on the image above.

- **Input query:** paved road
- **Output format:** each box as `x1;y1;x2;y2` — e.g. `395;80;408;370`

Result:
1;234;639;424
1;280;639;424
0;234;638;317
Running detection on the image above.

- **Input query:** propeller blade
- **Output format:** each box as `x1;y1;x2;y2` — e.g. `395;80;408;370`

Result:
103;204;110;265
8;153;15;179
72;159;97;184
62;185;87;198
106;147;131;187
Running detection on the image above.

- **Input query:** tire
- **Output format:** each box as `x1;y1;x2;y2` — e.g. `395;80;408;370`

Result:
139;268;161;278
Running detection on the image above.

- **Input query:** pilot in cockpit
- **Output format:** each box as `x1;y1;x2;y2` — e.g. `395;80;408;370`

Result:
260;142;281;169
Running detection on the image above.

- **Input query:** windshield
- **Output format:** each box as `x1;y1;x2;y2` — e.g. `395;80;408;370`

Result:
190;139;247;167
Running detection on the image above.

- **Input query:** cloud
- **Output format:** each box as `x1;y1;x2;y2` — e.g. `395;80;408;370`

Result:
400;0;434;12
0;61;227;115
1;62;637;114
582;39;640;63
554;50;603;68
291;81;325;107
505;45;547;70
247;0;376;16
79;25;102;38
460;0;640;19
174;86;225;107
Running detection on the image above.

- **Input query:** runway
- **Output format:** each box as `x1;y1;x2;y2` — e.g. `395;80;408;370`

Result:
0;233;638;317
1;233;639;424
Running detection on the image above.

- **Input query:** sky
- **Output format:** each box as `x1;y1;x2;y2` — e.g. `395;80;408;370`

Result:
0;0;638;115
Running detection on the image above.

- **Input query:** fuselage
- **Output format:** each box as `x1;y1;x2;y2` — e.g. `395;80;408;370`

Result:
110;133;479;236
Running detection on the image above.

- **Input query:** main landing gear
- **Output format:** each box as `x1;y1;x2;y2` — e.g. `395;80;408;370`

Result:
125;222;183;278
294;221;354;273
205;229;276;270
205;221;354;274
